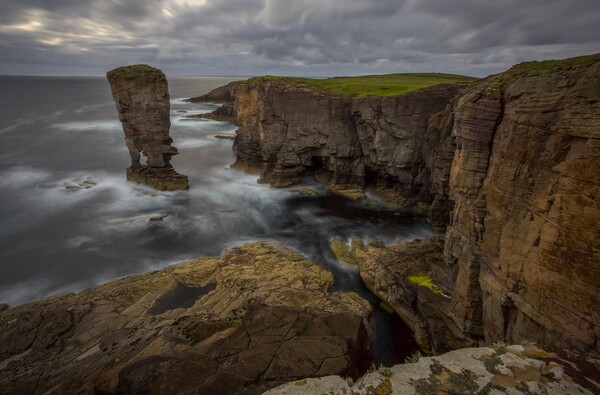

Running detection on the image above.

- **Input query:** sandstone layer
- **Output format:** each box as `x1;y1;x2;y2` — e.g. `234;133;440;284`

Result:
230;80;467;226
107;64;189;191
444;56;600;355
0;242;371;394
266;344;599;394
198;54;600;356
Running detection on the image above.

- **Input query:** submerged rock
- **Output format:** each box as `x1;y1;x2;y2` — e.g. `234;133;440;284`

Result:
0;242;371;394
62;176;97;192
106;213;169;224
106;64;189;191
330;237;357;265
214;134;236;140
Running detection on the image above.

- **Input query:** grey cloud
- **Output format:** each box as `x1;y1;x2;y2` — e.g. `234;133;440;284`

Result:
0;0;598;76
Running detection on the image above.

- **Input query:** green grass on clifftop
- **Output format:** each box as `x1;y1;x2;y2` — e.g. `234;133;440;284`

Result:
106;64;164;79
247;73;477;97
489;53;600;90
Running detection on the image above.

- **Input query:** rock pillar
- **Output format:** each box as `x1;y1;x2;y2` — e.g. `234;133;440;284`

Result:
107;64;189;191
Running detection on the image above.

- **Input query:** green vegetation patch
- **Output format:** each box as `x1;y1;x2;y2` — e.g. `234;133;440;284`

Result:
407;274;444;295
489;53;600;91
246;73;477;97
107;64;164;79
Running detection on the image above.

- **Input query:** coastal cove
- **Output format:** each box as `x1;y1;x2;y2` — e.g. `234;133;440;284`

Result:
0;75;430;364
0;53;599;394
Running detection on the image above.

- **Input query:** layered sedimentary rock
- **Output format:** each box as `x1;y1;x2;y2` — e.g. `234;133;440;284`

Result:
354;237;464;354
107;65;189;191
185;80;240;103
207;54;600;356
0;243;370;394
231;81;466;224
445;57;600;354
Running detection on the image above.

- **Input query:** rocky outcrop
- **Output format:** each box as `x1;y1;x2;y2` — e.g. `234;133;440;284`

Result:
266;344;599;394
185;80;240;103
355;237;469;354
107;65;189;191
216;54;600;357
232;80;467;223
185;101;236;122
0;242;371;394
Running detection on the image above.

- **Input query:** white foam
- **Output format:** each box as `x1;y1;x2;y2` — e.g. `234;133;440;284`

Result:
73;103;112;114
0;167;52;189
0;118;33;135
176;138;213;149
65;236;95;248
51;120;121;132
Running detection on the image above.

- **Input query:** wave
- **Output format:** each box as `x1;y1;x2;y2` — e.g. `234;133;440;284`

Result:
51;120;121;132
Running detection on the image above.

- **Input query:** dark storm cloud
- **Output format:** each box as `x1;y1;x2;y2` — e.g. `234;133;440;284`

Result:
0;0;598;76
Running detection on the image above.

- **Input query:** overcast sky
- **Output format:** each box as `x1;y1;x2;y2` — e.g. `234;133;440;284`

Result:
0;0;598;77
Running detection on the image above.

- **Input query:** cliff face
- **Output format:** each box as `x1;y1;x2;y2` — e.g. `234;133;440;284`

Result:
107;65;189;191
233;81;466;226
445;59;600;353
221;55;600;355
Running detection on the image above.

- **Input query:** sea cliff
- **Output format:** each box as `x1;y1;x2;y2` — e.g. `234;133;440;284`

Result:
211;54;600;356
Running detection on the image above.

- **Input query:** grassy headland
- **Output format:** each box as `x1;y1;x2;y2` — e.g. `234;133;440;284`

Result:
247;73;477;97
488;53;600;91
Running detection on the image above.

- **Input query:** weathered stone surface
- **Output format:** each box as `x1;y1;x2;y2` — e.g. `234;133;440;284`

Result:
330;237;357;265
0;242;371;394
185;80;241;103
212;55;600;356
445;58;600;354
266;344;599;394
231;80;467;223
106;64;189;191
355;237;471;354
186;102;236;122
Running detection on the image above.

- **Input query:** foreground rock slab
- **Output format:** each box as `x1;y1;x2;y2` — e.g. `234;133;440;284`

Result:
107;64;189;191
0;242;371;394
266;344;599;394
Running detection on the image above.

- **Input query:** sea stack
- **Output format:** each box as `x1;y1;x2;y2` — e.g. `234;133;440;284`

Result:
106;64;189;191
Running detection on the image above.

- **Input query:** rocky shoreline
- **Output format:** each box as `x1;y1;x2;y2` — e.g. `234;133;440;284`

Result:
196;54;600;358
0;243;371;394
2;54;599;394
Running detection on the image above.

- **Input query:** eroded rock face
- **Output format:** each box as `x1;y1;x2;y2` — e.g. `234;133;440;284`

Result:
231;81;466;223
106;64;189;191
211;54;600;356
354;237;472;354
445;59;600;354
356;57;600;356
0;242;370;394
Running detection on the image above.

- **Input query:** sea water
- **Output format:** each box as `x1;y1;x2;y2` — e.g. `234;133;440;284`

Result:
0;75;433;364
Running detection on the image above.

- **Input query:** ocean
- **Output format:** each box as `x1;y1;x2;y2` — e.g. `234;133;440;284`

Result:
0;75;433;364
